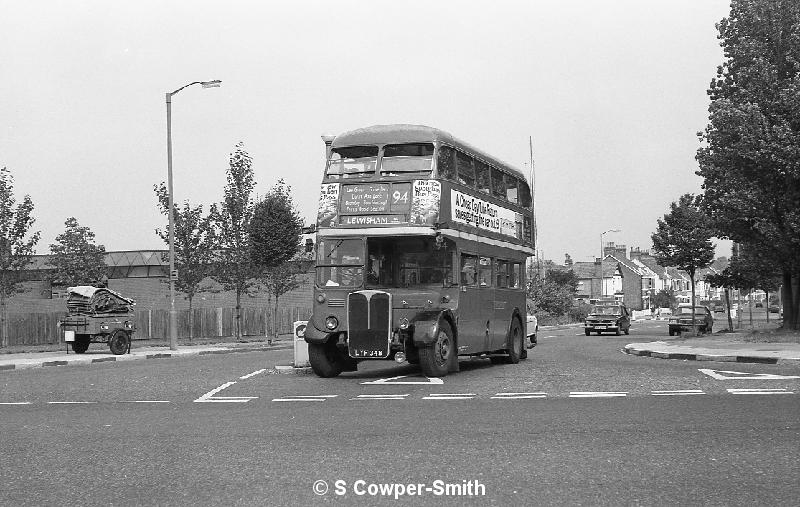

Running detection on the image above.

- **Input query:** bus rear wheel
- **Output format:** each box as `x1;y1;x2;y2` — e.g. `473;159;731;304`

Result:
419;321;454;377
309;340;346;378
504;318;523;364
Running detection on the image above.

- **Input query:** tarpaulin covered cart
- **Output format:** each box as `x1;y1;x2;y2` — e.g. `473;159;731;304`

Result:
58;286;136;355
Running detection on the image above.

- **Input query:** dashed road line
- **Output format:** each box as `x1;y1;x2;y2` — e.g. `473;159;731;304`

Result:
0;402;31;405
490;392;547;399
569;391;628;398
422;393;475;400
651;390;705;396
120;400;172;403
352;394;409;400
272;395;338;402
47;401;97;404
727;388;793;395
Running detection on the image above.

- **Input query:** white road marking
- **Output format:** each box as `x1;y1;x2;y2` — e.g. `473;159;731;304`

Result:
362;375;444;385
120;400;171;403
239;369;267;380
727;388;793;395
47;401;97;404
0;402;31;405
651;390;705;396
423;393;475;400
352;394;409;400
699;369;800;380
273;395;338;402
569;392;628;398
194;381;258;403
491;392;547;399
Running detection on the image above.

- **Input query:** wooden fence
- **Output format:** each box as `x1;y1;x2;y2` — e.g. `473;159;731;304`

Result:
1;306;312;347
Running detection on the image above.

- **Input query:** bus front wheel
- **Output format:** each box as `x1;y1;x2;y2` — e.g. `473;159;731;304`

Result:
419;321;454;377
309;341;345;378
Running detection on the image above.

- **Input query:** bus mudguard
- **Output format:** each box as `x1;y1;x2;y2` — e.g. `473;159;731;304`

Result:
410;310;455;347
303;321;332;344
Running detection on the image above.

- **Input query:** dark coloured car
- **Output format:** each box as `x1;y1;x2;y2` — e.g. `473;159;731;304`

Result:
668;304;713;335
768;305;780;313
584;304;631;336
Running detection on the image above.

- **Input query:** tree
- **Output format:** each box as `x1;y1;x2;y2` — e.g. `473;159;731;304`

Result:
260;262;302;343
708;243;781;330
527;268;578;318
154;183;218;340
652;289;676;310
696;0;800;329
249;179;303;342
651;194;716;334
47;217;107;287
0;167;40;347
213;143;257;340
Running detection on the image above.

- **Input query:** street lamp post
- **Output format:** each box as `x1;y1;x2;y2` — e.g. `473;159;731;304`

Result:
599;228;620;297
165;80;221;350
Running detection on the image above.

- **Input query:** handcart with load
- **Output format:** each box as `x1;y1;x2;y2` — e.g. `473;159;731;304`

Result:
59;286;136;355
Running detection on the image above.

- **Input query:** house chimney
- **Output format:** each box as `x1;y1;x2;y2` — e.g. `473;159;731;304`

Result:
615;244;627;259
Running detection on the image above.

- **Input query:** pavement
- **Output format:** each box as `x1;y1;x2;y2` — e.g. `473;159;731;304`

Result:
624;336;800;364
0;340;294;371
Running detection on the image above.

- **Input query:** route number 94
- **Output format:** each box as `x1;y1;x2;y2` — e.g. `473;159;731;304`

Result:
392;190;409;204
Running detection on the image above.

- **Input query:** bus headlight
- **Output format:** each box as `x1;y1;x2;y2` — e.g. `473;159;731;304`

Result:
316;293;326;304
325;316;339;330
398;317;410;330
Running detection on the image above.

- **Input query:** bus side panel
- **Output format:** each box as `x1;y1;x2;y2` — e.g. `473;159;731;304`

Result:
457;287;493;353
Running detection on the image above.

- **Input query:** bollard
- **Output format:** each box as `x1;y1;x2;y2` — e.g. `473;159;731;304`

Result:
293;320;309;368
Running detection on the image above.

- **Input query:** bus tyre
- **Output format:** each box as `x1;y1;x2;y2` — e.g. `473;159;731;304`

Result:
505;318;523;364
108;330;130;355
309;341;344;378
71;335;90;354
585;329;590;336
419;321;453;377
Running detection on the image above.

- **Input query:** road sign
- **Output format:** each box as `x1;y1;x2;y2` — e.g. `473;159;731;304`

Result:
699;368;800;380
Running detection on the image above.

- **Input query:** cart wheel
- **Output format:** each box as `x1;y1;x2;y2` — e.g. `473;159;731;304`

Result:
71;335;90;354
108;330;130;355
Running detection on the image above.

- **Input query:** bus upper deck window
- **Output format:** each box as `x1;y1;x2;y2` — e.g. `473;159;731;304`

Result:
456;152;475;187
437;146;456;180
380;143;434;176
326;146;378;179
506;177;519;204
519;180;532;207
475;160;490;194
491;167;505;199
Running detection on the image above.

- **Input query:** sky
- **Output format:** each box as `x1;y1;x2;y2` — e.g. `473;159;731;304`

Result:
1;0;733;264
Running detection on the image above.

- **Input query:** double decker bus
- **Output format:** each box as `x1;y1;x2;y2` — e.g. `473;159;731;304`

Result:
304;125;535;377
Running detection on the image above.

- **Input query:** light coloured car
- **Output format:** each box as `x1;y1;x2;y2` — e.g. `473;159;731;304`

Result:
526;314;538;348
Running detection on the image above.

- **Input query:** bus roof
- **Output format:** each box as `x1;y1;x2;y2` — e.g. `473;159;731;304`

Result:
330;124;528;181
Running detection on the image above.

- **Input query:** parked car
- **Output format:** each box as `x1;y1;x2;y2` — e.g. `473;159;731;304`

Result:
656;307;672;320
768;305;780;313
712;301;724;313
584;304;631;336
526;314;538;348
668;304;713;335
